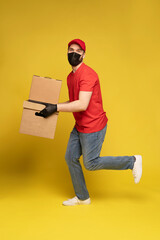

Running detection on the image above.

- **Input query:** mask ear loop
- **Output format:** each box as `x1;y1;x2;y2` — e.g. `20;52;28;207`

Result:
80;52;85;61
82;52;85;59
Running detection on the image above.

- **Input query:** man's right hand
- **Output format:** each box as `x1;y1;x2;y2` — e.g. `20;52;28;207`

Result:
35;104;57;118
27;99;57;118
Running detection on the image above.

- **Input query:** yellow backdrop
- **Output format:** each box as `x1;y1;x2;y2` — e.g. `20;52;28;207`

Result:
0;0;160;239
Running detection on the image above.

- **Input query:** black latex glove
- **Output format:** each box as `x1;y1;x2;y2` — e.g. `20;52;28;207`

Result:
27;99;57;118
35;104;57;118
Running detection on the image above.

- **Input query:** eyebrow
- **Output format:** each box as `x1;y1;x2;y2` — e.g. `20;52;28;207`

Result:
68;47;82;51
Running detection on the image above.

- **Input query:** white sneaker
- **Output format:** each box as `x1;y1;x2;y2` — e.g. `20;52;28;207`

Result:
132;155;142;183
62;196;91;206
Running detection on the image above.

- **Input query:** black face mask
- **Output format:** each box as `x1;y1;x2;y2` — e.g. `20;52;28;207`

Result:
68;52;83;66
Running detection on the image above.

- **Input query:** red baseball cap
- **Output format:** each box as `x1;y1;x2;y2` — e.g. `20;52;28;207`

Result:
68;39;86;52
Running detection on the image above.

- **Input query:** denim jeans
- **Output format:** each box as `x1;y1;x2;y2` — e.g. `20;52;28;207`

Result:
65;124;135;200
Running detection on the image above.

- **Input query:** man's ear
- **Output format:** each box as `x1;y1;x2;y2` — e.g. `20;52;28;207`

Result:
83;53;85;59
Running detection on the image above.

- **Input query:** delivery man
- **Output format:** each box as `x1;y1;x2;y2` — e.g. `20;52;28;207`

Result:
35;39;142;206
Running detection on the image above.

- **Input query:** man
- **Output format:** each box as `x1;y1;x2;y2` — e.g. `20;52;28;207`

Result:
35;39;142;206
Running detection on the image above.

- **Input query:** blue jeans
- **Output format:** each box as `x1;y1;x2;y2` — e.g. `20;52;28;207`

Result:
65;124;135;200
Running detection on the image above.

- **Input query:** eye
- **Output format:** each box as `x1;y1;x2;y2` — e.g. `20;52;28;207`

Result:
68;48;74;52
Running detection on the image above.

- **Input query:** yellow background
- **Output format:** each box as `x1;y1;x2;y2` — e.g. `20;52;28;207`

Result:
0;0;160;239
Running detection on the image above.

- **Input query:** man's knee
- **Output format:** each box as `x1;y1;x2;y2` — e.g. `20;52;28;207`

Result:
65;151;80;166
83;159;94;171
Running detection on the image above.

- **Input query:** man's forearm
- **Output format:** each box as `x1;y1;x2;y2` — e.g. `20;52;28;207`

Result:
57;91;92;113
57;100;86;112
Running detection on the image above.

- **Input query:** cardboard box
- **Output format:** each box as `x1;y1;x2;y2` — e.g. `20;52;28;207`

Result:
19;75;62;139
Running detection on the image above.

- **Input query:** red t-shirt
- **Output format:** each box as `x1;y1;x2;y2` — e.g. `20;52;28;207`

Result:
67;62;108;133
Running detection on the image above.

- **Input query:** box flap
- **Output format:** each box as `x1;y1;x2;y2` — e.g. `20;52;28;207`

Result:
29;76;62;104
23;101;46;111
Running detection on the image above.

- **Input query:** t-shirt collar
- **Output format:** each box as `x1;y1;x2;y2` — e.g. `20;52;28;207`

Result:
71;62;85;75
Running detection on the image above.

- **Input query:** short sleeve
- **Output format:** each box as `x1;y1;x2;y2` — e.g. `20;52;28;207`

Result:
79;72;97;92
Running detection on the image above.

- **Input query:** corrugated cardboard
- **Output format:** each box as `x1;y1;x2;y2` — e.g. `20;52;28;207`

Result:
19;75;62;139
29;75;61;103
